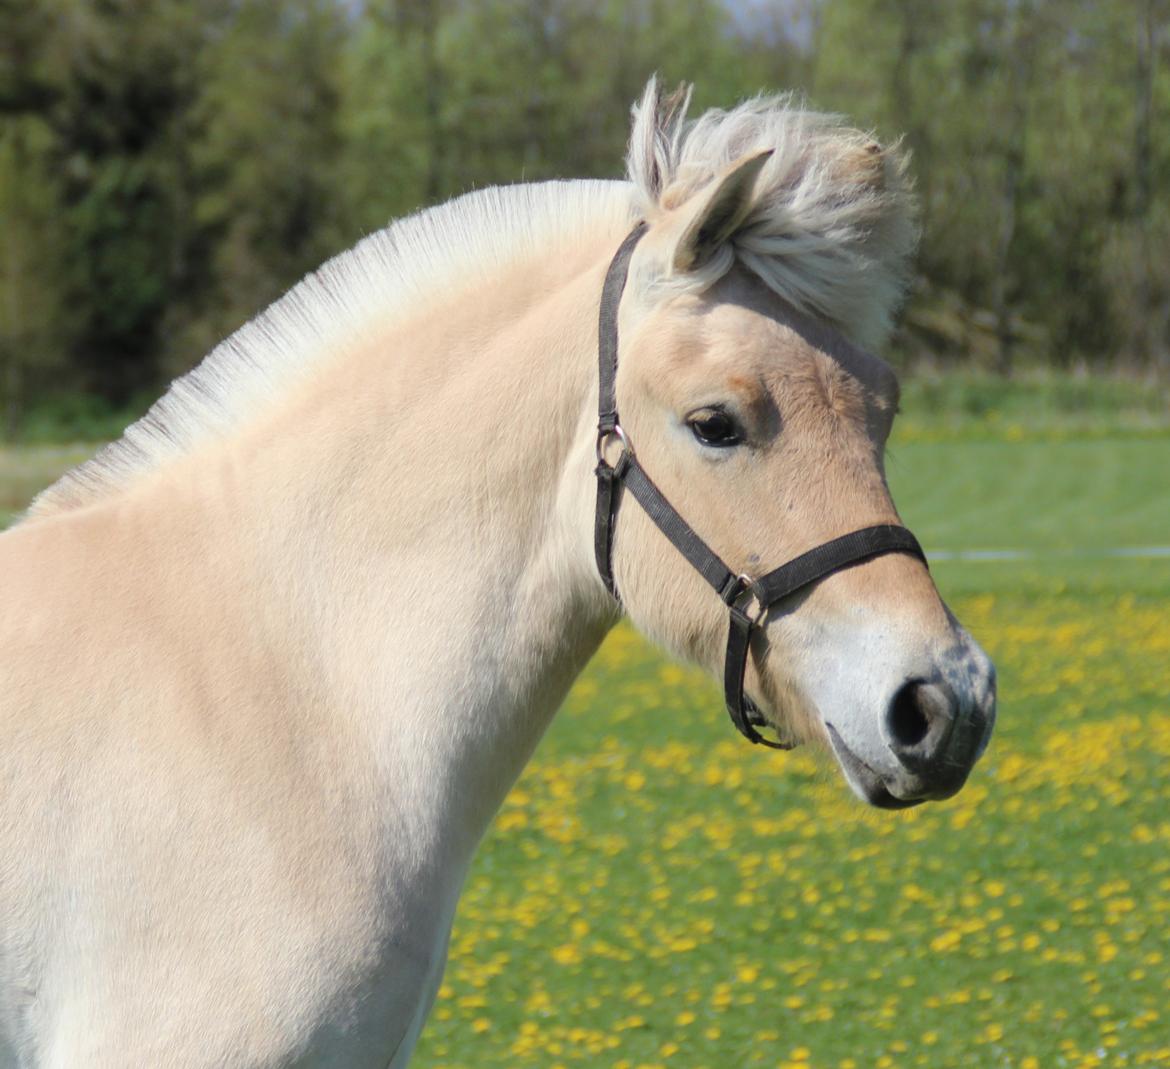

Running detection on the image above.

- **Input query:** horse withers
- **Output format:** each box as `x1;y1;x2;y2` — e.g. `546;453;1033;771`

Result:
0;81;995;1066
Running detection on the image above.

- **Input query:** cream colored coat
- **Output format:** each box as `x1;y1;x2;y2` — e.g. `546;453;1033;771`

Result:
0;232;626;1066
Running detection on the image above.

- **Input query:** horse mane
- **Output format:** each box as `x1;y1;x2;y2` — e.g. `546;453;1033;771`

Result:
30;81;917;521
628;79;918;353
29;181;633;518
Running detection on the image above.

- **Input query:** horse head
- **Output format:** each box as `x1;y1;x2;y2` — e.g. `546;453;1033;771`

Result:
599;81;996;807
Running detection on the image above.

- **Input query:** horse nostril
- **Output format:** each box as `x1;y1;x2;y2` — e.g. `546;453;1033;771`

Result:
886;676;968;790
888;678;933;748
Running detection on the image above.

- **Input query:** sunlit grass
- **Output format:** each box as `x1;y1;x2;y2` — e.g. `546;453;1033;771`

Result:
416;584;1170;1069
413;419;1170;1068
888;438;1170;561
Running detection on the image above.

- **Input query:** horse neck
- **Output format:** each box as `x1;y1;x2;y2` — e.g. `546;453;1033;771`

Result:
186;229;623;862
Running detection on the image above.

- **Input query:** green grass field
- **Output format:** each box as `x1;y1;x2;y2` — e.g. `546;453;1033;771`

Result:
2;391;1168;1068
415;420;1170;1069
0;444;96;527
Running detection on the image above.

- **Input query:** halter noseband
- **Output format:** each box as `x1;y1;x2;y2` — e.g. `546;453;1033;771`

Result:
594;223;927;749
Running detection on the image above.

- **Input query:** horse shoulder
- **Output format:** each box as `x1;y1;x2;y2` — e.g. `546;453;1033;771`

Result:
0;512;448;1066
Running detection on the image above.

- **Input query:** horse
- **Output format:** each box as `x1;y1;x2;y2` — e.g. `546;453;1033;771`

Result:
0;80;996;1067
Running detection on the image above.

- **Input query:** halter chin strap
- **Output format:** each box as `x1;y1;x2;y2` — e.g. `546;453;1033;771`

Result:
594;223;928;748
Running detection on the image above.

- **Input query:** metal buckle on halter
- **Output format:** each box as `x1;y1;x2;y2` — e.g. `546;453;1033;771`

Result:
595;423;633;474
723;573;768;627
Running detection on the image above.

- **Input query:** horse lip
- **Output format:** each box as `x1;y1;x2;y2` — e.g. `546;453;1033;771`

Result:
825;723;924;810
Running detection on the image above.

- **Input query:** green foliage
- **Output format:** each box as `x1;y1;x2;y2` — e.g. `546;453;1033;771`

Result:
0;0;1168;438
189;0;347;357
0;115;67;439
894;369;1170;440
40;1;223;402
10;392;151;446
816;0;1170;374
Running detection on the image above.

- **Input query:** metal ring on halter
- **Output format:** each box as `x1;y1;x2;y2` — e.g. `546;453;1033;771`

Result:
596;423;633;467
731;574;768;625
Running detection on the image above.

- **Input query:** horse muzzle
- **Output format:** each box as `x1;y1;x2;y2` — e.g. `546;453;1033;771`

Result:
822;639;997;809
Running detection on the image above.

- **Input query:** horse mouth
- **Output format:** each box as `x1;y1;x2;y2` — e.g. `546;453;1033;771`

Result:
825;724;925;811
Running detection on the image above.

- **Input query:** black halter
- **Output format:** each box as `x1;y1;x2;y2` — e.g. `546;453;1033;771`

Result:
594;223;927;749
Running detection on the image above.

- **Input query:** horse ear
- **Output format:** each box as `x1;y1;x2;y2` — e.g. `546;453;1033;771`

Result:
670;149;772;273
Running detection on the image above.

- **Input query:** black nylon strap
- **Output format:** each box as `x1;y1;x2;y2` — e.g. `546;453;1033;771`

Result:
594;462;622;599
723;524;927;746
597;222;649;432
724;605;791;747
757;525;925;605
595;222;649;596
593;224;929;750
623;459;737;597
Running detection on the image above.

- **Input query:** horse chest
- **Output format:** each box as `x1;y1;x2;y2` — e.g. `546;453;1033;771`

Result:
3;864;452;1068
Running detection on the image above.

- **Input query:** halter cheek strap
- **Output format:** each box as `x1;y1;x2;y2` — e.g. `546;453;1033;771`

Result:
593;223;928;749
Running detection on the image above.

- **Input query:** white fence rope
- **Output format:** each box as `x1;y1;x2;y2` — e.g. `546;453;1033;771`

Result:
929;546;1170;562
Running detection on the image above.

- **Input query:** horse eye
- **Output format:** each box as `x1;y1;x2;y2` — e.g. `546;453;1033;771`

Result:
688;408;742;448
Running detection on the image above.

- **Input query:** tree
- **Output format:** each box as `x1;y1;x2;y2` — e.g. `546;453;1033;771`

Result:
185;0;347;367
0;117;66;437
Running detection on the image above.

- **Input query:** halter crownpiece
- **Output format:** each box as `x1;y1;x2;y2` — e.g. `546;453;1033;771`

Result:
594;223;928;749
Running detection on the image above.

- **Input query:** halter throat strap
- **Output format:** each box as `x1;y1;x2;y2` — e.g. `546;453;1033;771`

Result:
593;224;927;748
